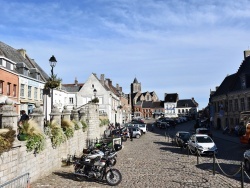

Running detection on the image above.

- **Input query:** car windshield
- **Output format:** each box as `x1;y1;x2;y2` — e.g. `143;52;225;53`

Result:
198;130;209;134
179;133;190;139
196;136;213;143
138;125;145;128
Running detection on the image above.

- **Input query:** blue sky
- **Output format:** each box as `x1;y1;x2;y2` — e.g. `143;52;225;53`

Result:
1;0;250;109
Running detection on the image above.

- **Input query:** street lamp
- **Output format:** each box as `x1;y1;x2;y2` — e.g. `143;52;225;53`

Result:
49;55;57;110
93;88;97;98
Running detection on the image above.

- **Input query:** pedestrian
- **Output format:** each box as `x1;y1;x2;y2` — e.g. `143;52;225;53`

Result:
151;123;154;132
19;110;29;125
129;128;133;141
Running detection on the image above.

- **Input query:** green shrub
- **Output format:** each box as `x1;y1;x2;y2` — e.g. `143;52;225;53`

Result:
72;119;81;130
61;119;75;138
80;120;88;132
0;128;16;155
47;120;67;149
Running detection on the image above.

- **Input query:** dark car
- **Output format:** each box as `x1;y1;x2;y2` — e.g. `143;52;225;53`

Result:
174;131;191;147
195;128;213;138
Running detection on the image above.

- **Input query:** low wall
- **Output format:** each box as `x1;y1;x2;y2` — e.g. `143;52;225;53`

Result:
0;102;108;185
0;125;107;184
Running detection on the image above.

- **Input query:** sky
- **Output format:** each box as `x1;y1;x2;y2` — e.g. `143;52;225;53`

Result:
1;0;250;109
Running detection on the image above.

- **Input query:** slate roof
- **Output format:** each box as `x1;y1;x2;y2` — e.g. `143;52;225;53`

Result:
133;77;138;83
176;99;197;108
134;101;142;106
152;101;164;108
0;41;49;81
164;93;178;102
212;55;250;97
62;83;84;92
142;101;153;108
212;74;236;96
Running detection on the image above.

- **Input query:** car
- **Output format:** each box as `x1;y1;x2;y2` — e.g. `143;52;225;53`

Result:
195;128;213;138
128;127;141;138
124;123;147;134
134;124;147;134
174;131;191;147
187;134;218;155
244;149;250;171
159;121;170;129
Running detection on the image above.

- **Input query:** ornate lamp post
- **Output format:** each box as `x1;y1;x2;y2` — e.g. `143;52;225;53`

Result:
93;88;97;98
49;55;57;111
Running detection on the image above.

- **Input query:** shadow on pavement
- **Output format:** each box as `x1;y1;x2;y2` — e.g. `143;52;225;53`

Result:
53;171;109;186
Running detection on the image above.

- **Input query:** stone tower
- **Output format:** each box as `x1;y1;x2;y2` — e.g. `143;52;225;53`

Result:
130;77;141;94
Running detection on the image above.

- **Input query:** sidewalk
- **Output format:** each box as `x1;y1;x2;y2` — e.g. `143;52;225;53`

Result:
211;126;241;144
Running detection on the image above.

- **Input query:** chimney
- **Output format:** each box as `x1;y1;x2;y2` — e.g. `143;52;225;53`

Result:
116;84;119;90
74;77;78;86
100;74;105;84
119;87;122;92
17;49;26;59
215;86;219;91
244;50;250;59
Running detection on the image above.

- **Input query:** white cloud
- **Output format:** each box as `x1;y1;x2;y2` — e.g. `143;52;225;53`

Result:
1;0;250;109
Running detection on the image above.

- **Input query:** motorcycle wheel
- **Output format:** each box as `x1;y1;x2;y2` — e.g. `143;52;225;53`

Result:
105;169;122;186
110;158;117;166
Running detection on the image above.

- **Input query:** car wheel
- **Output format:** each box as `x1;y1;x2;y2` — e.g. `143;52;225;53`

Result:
245;160;250;171
136;134;140;139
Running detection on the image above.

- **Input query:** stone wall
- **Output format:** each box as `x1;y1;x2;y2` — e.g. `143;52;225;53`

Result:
0;102;107;185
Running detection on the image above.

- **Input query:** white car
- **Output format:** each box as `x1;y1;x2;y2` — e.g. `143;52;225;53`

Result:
125;123;147;134
187;134;218;155
128;127;141;138
134;124;147;134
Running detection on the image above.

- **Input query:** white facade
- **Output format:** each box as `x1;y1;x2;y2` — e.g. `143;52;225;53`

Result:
19;76;44;114
77;74;122;124
164;102;178;117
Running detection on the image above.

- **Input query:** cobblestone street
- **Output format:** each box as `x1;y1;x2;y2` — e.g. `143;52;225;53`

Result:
31;123;249;188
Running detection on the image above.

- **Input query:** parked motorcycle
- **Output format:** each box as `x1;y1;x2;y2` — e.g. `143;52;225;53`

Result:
82;143;122;166
73;148;122;186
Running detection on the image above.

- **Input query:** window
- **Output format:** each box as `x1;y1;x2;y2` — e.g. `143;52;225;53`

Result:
13;84;17;97
21;84;25;97
229;100;233;112
40;89;43;99
240;98;245;111
69;97;74;104
248;97;250;111
234;99;238;111
28;86;32;98
34;87;38;100
0;80;3;94
7;83;11;95
6;62;11;69
147;95;149;101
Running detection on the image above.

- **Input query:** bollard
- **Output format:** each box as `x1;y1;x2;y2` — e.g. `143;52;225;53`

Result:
165;131;166;140
241;162;244;188
168;135;170;142
187;146;189;157
213;152;215;176
197;150;199;165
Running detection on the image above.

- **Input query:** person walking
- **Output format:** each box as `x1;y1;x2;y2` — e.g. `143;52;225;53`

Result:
129;128;133;141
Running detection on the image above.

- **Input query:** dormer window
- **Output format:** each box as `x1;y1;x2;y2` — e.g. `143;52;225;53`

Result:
241;76;246;89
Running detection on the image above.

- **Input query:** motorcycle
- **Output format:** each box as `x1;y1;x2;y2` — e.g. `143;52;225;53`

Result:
82;143;122;166
73;148;122;186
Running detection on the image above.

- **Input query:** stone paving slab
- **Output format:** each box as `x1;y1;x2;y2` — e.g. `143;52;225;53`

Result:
31;130;250;188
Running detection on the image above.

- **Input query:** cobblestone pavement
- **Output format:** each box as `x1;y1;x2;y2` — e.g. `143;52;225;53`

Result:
31;124;250;188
